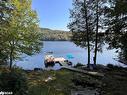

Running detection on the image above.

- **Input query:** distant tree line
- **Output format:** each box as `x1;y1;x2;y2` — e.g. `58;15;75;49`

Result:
40;28;72;41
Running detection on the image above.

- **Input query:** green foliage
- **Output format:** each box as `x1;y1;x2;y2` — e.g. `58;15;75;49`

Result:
0;0;12;64
0;68;28;95
40;28;72;41
68;0;92;47
0;0;43;68
68;0;105;47
29;85;65;95
74;63;84;68
0;0;12;24
68;0;106;66
68;0;94;66
104;0;127;62
27;70;74;95
107;64;114;68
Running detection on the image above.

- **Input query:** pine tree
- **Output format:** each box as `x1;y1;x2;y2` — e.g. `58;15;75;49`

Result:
68;0;95;67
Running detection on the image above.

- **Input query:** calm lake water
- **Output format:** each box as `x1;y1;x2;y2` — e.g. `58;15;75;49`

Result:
15;41;125;70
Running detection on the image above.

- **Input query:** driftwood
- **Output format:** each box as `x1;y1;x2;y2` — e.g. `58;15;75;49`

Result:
118;60;127;65
114;58;127;65
61;66;104;77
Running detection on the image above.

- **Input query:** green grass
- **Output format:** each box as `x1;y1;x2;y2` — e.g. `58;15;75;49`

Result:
101;67;127;95
1;66;127;95
27;67;127;95
27;70;75;95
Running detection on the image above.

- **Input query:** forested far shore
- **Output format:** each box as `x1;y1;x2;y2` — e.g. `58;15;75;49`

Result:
40;28;106;41
40;28;72;41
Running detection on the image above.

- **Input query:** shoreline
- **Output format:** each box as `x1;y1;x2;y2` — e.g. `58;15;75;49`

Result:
0;64;127;95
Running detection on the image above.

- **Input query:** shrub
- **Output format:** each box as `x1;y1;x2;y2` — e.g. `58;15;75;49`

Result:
107;64;114;68
0;68;28;95
74;63;84;68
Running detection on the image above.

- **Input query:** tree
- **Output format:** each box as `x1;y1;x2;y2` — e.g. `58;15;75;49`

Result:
92;0;106;65
68;0;106;67
104;0;127;63
0;0;43;69
0;0;13;64
68;0;95;67
93;0;99;66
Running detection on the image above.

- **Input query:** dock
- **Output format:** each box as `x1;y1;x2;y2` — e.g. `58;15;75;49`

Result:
44;54;72;66
58;61;70;66
44;54;104;77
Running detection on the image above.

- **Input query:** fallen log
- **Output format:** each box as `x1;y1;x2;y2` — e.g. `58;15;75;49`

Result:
61;66;104;77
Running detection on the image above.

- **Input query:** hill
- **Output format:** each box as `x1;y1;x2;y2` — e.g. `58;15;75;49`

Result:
40;28;72;41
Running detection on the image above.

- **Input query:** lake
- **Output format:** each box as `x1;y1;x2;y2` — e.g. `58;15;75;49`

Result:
15;41;125;70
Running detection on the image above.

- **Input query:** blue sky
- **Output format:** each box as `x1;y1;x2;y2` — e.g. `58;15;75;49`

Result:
32;0;72;31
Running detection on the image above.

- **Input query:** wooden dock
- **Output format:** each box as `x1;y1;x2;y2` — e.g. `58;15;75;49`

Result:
44;54;103;77
58;62;69;66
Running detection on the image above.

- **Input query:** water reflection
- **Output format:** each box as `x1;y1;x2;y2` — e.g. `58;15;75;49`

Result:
15;41;126;70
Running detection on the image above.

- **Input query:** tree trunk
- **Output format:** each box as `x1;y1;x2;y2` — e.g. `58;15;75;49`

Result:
94;1;99;66
84;0;90;68
9;41;14;69
9;47;13;69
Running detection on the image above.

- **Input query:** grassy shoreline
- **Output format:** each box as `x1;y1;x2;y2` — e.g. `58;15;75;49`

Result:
0;64;127;95
24;64;127;95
